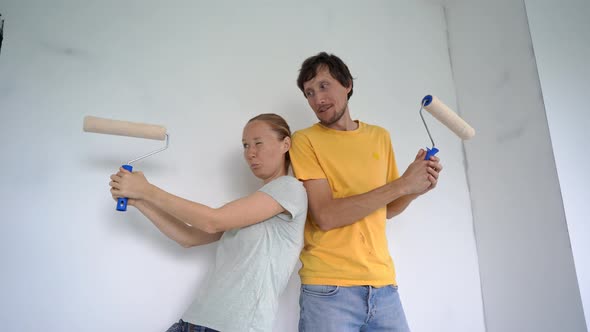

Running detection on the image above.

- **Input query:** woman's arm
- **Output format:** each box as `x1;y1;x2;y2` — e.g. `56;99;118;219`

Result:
110;169;286;234
144;188;285;233
130;199;222;247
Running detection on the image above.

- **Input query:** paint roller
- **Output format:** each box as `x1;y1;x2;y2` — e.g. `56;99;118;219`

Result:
83;116;169;211
419;95;475;160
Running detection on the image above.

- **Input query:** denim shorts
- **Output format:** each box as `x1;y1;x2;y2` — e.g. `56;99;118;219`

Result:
298;284;411;332
165;319;219;332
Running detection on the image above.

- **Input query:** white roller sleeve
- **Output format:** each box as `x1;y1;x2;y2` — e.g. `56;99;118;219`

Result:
424;96;475;140
83;116;167;141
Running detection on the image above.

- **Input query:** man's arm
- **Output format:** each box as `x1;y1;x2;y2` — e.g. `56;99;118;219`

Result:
304;177;410;231
305;150;440;231
386;153;442;219
386;194;418;219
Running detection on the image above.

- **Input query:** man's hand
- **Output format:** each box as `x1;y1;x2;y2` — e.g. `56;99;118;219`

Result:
400;149;443;196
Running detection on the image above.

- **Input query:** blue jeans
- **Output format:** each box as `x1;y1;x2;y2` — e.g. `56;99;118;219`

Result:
299;284;411;332
165;319;219;332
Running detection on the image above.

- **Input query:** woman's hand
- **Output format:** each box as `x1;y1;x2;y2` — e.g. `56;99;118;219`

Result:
109;167;152;201
110;192;138;207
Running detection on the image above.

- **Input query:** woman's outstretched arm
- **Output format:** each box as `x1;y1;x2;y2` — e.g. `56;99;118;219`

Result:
111;193;222;247
132;198;222;247
110;168;286;234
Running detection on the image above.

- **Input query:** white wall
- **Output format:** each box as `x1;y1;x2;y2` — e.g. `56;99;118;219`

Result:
445;0;587;331
0;1;484;331
524;0;590;325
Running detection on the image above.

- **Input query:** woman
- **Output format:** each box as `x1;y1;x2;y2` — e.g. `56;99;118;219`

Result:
109;113;307;332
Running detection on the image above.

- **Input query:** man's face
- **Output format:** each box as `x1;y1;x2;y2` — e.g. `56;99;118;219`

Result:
302;67;351;128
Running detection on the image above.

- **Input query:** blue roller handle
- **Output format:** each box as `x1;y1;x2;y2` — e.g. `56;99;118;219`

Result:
425;147;439;160
116;164;133;211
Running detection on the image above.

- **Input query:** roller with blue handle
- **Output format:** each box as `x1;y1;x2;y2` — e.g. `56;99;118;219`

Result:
83;116;169;211
419;95;475;160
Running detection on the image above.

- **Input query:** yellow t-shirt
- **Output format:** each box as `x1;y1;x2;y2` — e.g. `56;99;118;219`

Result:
290;121;400;286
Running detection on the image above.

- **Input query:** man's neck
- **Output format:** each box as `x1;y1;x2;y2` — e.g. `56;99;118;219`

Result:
325;110;358;131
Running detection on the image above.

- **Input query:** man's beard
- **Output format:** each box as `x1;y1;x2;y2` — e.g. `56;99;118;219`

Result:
319;103;348;127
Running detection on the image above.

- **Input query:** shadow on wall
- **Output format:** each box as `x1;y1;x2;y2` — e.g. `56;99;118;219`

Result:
0;13;4;55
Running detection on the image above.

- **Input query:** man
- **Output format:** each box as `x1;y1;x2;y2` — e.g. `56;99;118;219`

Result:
290;52;442;332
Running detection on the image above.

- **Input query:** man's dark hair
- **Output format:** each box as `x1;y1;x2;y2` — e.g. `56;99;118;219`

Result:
297;52;354;100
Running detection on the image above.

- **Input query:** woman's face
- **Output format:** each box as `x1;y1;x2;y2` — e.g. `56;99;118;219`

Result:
242;120;289;183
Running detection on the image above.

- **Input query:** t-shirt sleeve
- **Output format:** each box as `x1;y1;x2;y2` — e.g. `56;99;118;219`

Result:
290;131;326;181
385;130;400;182
258;176;308;222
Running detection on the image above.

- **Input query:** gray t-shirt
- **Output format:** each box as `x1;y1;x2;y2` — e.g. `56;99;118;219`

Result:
181;176;307;332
